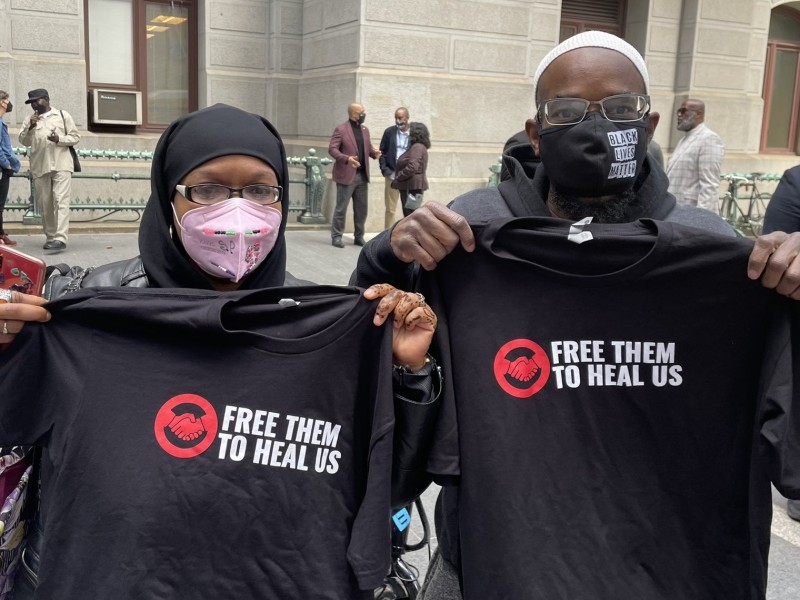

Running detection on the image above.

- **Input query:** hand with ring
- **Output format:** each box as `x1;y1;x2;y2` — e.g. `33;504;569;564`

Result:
363;284;437;371
0;290;51;347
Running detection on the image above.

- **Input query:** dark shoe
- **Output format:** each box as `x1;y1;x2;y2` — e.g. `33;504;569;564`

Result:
354;237;365;246
43;240;66;251
0;234;16;246
332;238;344;248
788;499;800;521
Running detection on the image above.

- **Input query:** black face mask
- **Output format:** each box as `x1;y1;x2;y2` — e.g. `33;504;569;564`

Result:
536;112;650;198
4;102;11;114
33;103;48;115
357;112;366;125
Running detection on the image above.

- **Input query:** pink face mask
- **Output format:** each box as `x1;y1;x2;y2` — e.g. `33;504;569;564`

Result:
174;198;282;282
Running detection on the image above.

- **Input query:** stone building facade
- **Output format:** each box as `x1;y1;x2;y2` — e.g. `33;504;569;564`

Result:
1;0;799;231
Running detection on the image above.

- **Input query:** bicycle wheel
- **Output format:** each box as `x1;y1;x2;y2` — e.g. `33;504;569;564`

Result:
748;192;771;237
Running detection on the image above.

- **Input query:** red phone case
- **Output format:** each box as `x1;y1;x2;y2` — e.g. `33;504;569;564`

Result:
0;246;46;296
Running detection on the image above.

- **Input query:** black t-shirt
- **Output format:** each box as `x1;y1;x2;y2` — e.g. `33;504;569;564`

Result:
0;286;395;599
423;217;800;600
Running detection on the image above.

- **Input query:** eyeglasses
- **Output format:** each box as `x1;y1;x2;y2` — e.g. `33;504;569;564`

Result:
538;94;650;126
175;183;282;206
676;107;697;115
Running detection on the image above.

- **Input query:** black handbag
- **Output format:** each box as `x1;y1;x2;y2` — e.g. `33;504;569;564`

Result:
60;111;81;172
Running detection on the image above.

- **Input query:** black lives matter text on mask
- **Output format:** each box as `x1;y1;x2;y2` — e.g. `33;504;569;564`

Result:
549;340;683;389
607;128;639;180
217;406;342;474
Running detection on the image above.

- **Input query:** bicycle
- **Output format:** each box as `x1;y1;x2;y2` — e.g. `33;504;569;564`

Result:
719;172;777;237
374;497;432;600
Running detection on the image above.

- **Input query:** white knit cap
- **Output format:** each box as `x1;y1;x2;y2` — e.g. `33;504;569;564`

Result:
533;31;650;105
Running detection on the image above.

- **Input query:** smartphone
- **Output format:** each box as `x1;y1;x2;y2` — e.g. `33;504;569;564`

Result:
0;246;46;296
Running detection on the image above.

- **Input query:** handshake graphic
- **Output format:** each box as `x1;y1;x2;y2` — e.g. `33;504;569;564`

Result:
501;356;540;382
167;414;207;441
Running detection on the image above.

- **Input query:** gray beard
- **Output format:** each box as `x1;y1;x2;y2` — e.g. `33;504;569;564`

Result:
550;187;641;224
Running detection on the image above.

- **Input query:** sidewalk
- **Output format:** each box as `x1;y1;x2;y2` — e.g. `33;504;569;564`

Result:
6;227;370;286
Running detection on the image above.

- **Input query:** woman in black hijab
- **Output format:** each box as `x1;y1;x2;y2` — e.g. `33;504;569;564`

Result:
3;104;439;599
140;103;291;290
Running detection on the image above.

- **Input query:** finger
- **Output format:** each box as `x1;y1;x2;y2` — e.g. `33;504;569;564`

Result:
756;234;800;291
426;203;476;252
2;291;49;308
391;291;419;327
363;283;396;300
747;237;777;281
0;304;51;327
748;232;788;282
774;264;800;298
390;206;472;270
0;319;22;343
373;288;405;326
403;304;438;331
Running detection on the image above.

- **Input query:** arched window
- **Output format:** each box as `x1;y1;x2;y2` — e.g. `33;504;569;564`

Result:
761;7;800;153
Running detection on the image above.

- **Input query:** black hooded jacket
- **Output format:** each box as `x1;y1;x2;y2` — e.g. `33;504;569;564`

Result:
351;146;733;290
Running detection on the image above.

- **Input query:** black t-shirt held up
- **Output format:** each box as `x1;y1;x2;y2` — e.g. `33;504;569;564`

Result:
423;217;800;600
0;285;395;599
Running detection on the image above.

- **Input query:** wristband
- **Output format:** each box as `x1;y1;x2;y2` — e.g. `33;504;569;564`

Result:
393;354;433;375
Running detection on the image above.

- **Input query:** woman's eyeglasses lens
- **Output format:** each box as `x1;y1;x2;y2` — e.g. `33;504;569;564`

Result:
542;94;649;126
178;184;282;205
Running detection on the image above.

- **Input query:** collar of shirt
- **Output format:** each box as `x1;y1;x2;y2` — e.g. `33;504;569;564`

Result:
396;130;409;150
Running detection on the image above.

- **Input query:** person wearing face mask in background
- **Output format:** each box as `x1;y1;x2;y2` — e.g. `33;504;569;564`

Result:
350;31;800;599
0;90;21;245
379;107;411;229
18;89;80;252
329;102;382;248
665;98;725;214
1;103;442;599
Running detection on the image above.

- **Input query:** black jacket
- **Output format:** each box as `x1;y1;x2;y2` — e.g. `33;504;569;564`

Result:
350;145;735;575
378;125;408;176
764;165;800;234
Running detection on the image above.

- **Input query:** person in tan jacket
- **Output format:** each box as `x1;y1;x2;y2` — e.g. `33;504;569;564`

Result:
18;88;80;251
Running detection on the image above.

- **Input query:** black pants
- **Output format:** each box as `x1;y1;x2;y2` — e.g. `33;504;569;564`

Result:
0;168;12;235
331;172;368;241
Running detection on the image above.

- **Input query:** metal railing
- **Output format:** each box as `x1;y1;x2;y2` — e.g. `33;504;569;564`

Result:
6;147;332;225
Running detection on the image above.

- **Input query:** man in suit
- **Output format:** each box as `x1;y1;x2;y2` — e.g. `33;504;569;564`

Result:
328;103;381;248
379;107;411;229
665;99;724;214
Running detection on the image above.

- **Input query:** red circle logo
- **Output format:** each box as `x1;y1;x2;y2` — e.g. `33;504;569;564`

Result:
493;339;551;398
154;394;219;459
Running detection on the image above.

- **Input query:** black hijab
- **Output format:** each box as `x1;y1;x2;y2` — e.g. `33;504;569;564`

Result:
139;104;289;289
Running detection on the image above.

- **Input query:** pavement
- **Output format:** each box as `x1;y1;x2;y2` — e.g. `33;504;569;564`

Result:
5;227;800;597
